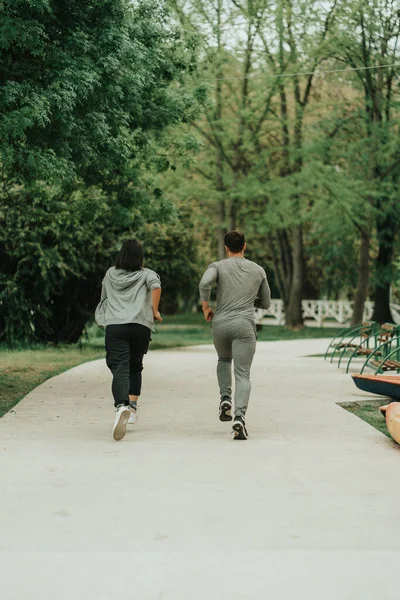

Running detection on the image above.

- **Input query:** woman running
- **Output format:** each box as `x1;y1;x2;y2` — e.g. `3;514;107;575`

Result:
95;239;162;441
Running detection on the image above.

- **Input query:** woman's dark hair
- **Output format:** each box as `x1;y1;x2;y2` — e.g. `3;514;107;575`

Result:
224;230;245;253
115;239;144;272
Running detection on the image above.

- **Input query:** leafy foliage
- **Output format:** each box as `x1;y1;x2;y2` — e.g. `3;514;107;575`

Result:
0;0;196;183
169;0;400;324
139;211;202;313
0;0;199;344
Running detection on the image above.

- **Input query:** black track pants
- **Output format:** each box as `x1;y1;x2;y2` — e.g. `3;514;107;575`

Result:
105;324;151;407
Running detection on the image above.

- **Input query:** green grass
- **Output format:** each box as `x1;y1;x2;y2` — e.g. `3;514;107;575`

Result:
257;326;342;342
1;314;343;418
86;317;342;351
339;401;390;438
85;319;214;350
0;346;105;418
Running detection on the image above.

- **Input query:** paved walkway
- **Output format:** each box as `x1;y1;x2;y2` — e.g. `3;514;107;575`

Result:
1;340;400;599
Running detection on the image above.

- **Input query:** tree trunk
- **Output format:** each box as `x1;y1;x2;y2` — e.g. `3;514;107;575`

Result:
285;225;304;328
372;282;393;324
215;0;225;261
270;228;305;328
228;199;236;232
351;231;370;325
269;231;292;308
217;198;225;260
372;217;395;324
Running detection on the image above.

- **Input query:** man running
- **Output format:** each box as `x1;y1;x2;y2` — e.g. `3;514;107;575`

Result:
199;230;271;440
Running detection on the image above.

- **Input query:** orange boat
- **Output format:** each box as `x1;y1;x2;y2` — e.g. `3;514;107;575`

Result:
352;374;400;400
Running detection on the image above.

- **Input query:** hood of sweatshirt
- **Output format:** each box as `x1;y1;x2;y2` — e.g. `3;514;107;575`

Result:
107;266;147;291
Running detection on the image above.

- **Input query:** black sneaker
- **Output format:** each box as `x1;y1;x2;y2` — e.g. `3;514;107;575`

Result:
219;396;232;422
232;415;248;440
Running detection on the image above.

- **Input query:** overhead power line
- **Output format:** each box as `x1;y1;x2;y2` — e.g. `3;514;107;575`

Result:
200;62;400;82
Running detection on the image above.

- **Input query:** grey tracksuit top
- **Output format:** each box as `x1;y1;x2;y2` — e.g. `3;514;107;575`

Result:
199;257;271;324
95;266;161;332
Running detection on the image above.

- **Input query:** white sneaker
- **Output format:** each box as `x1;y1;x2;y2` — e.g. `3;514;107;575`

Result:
113;405;130;441
128;408;138;425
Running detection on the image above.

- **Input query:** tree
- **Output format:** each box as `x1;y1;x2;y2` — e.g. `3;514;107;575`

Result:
0;0;199;344
139;211;202;314
0;183;119;343
171;0;339;327
0;0;196;184
331;0;400;323
249;0;338;327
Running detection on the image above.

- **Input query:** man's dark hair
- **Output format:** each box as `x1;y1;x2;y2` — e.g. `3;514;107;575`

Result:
115;239;144;272
224;230;245;253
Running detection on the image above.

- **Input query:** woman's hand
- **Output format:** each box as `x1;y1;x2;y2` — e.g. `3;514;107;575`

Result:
153;311;163;322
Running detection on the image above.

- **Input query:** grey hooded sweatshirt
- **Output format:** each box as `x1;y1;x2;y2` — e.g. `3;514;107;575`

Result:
95;267;161;332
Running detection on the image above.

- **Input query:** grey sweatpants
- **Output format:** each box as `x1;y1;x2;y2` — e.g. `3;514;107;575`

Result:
212;319;257;418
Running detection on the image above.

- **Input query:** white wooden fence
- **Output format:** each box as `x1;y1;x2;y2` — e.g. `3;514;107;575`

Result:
255;300;400;327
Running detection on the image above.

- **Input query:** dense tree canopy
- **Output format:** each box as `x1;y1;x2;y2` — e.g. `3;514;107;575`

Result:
0;0;196;183
0;0;199;344
1;0;399;344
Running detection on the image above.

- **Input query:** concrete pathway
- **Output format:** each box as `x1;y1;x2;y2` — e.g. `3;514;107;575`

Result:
1;340;400;599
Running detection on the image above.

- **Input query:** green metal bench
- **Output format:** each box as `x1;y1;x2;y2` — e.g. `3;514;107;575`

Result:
324;324;362;361
360;331;400;374
330;322;376;365
345;323;398;373
325;323;374;363
371;343;400;374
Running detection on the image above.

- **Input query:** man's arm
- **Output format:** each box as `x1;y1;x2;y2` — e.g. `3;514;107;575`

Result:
199;264;218;321
256;273;271;310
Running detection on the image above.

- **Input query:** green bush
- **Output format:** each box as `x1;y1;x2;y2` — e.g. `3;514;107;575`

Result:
139;214;202;314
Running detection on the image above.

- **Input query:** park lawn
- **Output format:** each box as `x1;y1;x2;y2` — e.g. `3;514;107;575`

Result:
340;400;390;438
1;316;342;418
0;346;105;418
151;322;343;347
87;316;343;350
